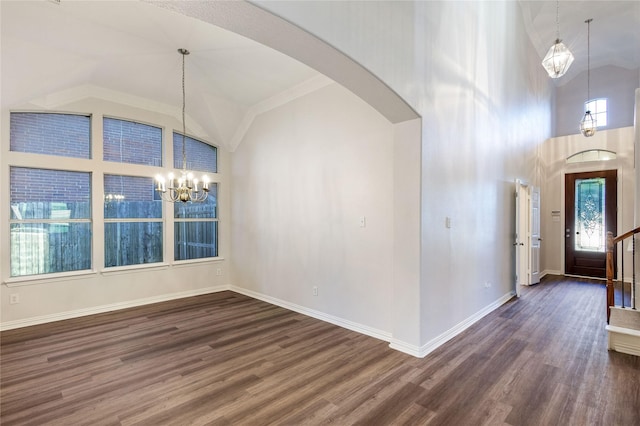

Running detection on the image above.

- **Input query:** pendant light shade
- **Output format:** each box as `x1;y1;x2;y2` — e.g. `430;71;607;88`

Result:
542;0;573;78
580;19;596;137
542;39;574;78
580;111;597;137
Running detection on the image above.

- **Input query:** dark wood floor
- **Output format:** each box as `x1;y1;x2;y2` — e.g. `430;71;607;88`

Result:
1;275;639;425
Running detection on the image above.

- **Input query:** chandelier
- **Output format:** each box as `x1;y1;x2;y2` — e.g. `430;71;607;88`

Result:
541;0;574;78
580;19;597;137
155;48;210;202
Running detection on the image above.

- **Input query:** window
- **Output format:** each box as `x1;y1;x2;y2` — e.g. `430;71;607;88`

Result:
174;185;218;260
585;98;607;128
104;117;162;166
10;167;92;277
6;111;221;279
104;175;163;267
173;132;218;260
10;112;91;159
173;132;217;173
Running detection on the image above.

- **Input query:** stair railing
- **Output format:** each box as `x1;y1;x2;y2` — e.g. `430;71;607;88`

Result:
606;228;639;322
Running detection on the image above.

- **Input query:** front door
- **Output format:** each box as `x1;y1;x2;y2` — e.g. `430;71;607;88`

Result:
565;170;617;278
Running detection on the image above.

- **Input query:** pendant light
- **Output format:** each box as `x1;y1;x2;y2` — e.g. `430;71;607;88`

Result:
580;19;597;138
155;49;210;202
541;0;574;78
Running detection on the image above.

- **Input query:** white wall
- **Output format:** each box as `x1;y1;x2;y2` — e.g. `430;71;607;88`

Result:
540;127;635;277
555;66;639;137
231;83;395;335
256;1;552;350
0;97;230;328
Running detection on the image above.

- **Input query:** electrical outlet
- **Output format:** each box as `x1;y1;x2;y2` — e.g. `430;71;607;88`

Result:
10;294;20;304
313;286;318;296
216;268;222;276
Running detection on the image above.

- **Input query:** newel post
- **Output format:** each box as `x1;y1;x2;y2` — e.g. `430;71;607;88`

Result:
606;231;614;323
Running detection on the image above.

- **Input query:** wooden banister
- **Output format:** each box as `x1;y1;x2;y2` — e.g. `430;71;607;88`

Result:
606;227;640;322
606;231;614;323
612;226;640;245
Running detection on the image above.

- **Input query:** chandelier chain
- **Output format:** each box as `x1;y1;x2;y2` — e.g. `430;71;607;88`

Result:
586;18;592;102
556;0;560;40
155;48;209;203
181;50;187;171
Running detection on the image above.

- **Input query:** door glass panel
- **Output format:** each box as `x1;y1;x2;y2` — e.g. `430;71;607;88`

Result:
575;178;605;252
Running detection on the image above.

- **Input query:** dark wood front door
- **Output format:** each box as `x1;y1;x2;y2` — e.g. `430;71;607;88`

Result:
565;170;617;278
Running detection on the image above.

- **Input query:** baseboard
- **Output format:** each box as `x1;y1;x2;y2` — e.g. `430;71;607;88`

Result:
0;285;228;331
2;284;516;360
540;270;562;279
413;291;516;358
229;285;392;343
606;325;640;357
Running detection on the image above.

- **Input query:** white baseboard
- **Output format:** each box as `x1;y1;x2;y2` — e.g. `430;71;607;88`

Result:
0;285;228;331
540;270;562;278
229;285;392;343
411;291;516;358
606;325;640;357
2;284;516;360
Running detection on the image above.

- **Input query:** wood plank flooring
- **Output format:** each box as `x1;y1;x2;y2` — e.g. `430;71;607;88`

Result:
1;275;639;425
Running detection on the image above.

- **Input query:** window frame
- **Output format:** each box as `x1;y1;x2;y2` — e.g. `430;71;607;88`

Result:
103;174;164;269
3;109;223;285
9;166;93;278
171;131;219;262
584;98;607;128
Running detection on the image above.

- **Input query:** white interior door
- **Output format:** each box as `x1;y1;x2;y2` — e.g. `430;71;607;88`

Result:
515;182;529;295
529;186;541;285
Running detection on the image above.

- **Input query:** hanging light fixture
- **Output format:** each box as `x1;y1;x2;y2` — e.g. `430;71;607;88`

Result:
156;48;209;202
580;19;597;137
541;0;574;78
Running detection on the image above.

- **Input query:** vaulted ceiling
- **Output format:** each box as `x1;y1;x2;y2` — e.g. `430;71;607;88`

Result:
519;0;640;84
2;1;638;150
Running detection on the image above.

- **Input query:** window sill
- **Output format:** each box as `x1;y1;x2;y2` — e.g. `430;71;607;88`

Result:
4;258;226;286
4;270;99;287
172;256;225;268
101;262;170;276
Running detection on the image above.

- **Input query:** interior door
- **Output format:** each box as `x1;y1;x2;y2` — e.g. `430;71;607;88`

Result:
565;170;617;278
515;182;528;295
530;186;541;285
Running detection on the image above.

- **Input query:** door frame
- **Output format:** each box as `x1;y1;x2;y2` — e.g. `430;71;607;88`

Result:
515;180;541;293
562;166;621;279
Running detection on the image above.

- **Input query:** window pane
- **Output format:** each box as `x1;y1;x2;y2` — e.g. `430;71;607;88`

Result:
104;175;162;219
173;184;217;219
596;112;607;127
173;132;217;173
104;118;162;166
104;222;163;267
585;99;607;128
174;221;218;260
10;168;91;219
10;223;92;276
10;113;90;159
575;178;605;252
